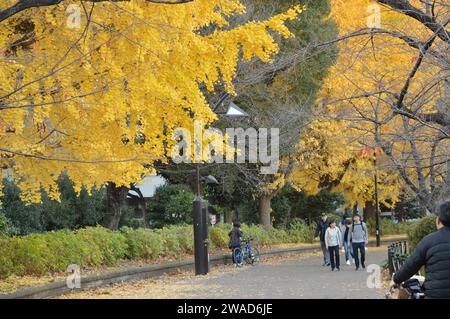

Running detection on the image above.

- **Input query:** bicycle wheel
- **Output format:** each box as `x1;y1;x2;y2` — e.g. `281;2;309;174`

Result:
244;248;253;265
233;247;244;267
250;247;260;265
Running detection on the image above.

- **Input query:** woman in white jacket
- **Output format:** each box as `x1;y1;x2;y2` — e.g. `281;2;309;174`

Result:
325;220;342;271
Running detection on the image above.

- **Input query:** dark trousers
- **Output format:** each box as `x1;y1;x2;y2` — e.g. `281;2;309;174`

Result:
320;241;330;264
328;245;340;270
352;242;366;268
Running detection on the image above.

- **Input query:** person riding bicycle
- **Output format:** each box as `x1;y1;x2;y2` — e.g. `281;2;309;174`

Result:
391;200;450;299
228;220;243;265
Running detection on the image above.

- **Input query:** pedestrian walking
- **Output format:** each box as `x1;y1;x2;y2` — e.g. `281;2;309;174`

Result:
315;213;330;266
340;218;354;265
348;214;368;271
325;220;342;271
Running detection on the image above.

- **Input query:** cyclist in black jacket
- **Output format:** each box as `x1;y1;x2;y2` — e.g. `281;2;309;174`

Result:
229;221;243;265
393;200;450;299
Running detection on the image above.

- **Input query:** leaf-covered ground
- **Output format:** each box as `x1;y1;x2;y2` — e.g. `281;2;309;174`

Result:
0;242;316;294
60;246;390;299
59;251;323;299
1;236;402;296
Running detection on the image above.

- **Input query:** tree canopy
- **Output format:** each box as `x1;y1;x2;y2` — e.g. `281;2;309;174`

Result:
0;0;301;202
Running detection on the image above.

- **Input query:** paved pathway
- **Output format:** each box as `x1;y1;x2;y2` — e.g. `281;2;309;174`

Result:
63;247;387;299
183;249;386;299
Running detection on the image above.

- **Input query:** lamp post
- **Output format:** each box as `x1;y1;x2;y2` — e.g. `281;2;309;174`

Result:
193;165;219;275
355;145;382;247
192;101;248;275
374;152;381;247
374;116;381;247
193;164;207;275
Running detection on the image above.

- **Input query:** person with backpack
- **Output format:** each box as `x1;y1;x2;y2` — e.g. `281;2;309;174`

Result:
315;213;331;266
325;219;342;271
347;214;368;270
228;220;243;266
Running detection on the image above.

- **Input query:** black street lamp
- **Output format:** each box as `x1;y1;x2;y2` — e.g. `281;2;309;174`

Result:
374;153;381;247
193;101;248;275
374;113;381;247
193;164;219;275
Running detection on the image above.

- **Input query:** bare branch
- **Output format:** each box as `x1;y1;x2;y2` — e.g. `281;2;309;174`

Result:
0;0;193;23
0;147;156;163
377;0;450;44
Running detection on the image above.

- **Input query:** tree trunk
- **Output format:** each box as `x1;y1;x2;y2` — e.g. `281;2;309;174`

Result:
103;182;129;230
259;194;273;230
363;201;376;221
225;210;233;224
283;209;291;229
129;185;147;227
417;191;433;216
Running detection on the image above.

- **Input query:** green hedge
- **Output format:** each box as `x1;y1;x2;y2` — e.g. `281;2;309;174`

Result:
0;226;128;278
366;219;409;236
0;218;409;279
407;215;436;249
209;220;315;249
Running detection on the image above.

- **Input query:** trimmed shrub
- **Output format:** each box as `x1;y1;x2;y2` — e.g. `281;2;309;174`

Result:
0;236;15;278
34;230;91;272
0;227;129;278
9;234;53;276
0;217;412;279
76;226;128;266
241;224;271;245
155;226;182;257
366;218;409;236
288;219;315;243
407;215;437;249
209;224;229;249
120;227;162;260
174;225;194;254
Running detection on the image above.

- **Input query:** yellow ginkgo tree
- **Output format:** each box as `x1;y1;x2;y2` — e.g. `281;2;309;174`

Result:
0;0;302;228
289;119;402;218
313;0;449;214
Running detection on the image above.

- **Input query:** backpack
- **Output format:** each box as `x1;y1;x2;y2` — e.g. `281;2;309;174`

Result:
351;222;367;236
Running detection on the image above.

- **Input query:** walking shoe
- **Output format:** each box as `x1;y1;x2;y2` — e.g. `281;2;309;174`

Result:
346;260;351;266
326;263;331;267
362;263;366;269
336;267;340;271
331;268;335;271
355;267;359;271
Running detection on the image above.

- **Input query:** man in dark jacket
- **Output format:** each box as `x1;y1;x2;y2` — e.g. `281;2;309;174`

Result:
315;213;330;266
393;200;450;298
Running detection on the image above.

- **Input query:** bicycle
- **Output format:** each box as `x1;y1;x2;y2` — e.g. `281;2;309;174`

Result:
385;275;425;299
232;237;260;267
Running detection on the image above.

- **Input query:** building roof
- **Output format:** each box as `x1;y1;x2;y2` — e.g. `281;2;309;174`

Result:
127;174;166;198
